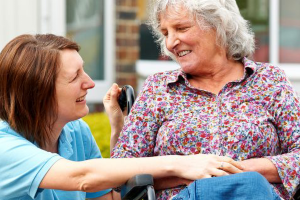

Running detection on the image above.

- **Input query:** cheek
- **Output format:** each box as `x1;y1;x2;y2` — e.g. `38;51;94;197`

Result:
56;89;75;108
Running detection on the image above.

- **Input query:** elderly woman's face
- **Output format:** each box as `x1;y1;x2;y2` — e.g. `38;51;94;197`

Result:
160;6;224;75
55;49;95;124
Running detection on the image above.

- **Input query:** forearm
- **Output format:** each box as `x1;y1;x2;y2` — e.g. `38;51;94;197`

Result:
40;156;179;192
110;131;120;153
40;154;244;192
81;157;181;192
110;118;126;153
239;158;281;183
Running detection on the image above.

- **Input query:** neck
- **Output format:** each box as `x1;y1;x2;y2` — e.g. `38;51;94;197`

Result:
188;59;244;94
43;120;66;153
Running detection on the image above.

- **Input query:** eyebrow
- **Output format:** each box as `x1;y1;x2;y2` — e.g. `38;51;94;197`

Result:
161;20;193;29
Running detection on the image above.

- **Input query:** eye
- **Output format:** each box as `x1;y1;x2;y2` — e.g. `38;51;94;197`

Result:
177;27;188;31
160;29;168;37
70;73;79;82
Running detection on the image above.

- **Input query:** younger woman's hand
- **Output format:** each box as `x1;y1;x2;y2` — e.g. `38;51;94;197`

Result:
175;154;244;180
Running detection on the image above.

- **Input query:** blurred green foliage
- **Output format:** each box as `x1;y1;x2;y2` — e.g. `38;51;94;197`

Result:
82;112;111;158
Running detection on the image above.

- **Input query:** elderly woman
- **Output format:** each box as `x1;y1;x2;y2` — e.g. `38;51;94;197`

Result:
0;34;242;200
109;0;300;200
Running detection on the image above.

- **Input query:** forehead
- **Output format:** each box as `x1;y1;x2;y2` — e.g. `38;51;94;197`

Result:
58;49;83;76
159;5;194;26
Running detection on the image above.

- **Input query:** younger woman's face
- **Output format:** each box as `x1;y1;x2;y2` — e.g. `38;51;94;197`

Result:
55;49;95;125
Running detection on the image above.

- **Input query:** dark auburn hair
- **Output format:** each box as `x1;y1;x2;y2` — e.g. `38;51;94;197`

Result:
0;34;79;148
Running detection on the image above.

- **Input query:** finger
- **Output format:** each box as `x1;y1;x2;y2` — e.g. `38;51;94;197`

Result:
201;174;212;179
109;83;120;103
104;83;119;102
220;156;244;170
210;169;230;177
103;85;114;102
218;162;243;174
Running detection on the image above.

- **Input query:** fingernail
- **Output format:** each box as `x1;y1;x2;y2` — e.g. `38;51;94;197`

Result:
113;83;119;89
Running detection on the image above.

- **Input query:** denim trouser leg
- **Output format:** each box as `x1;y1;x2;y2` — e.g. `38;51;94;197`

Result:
173;172;281;200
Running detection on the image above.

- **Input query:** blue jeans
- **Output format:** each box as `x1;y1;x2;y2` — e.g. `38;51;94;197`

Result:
173;172;281;200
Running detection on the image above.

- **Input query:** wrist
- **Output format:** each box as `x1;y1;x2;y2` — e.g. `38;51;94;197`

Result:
165;155;180;177
110;129;121;135
110;125;123;136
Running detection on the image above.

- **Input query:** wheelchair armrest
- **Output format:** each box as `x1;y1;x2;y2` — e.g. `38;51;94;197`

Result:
121;174;155;200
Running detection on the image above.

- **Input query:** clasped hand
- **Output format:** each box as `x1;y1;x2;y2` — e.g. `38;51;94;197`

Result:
176;154;244;181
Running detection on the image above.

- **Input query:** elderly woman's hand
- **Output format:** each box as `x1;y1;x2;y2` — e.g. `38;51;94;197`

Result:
103;83;125;150
155;154;244;190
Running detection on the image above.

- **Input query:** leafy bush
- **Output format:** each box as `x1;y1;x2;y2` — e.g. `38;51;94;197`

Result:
82;112;111;158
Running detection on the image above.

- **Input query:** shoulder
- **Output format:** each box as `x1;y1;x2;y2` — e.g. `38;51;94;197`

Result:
0;122;60;199
256;62;286;78
249;60;286;79
145;69;181;84
0;121;30;146
245;60;298;99
245;59;290;87
142;69;181;95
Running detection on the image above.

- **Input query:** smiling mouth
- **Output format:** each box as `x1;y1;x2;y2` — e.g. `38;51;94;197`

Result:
76;94;86;102
178;50;191;57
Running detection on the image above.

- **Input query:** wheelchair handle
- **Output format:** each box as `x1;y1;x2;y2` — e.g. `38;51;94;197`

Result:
118;85;135;114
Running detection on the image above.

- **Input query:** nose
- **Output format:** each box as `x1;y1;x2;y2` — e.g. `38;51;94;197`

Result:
165;32;180;52
82;72;95;89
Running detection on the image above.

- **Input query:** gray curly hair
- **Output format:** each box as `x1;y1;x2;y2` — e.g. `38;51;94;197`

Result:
147;0;255;60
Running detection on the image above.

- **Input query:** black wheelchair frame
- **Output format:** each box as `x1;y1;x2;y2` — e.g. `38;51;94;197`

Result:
121;174;155;200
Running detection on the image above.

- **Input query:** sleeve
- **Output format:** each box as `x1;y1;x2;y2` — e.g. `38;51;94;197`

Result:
0;132;61;199
78;119;112;198
111;75;161;158
266;72;300;198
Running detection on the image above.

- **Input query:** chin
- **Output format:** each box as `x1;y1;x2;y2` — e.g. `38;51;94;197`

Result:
181;66;194;74
82;107;90;117
77;107;90;119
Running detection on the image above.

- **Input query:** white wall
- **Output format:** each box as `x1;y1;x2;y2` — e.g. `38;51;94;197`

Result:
0;0;65;50
0;0;38;50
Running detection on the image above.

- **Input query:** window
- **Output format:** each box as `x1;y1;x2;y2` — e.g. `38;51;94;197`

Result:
279;0;300;63
66;0;105;80
270;0;300;84
237;0;269;62
138;0;164;60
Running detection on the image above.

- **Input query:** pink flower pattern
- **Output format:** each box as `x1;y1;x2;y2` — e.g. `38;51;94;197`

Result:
112;58;300;200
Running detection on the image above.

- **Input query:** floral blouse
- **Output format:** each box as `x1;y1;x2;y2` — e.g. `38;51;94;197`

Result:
111;58;300;200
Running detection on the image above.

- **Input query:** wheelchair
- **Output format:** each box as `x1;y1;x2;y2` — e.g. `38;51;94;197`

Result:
121;174;155;200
